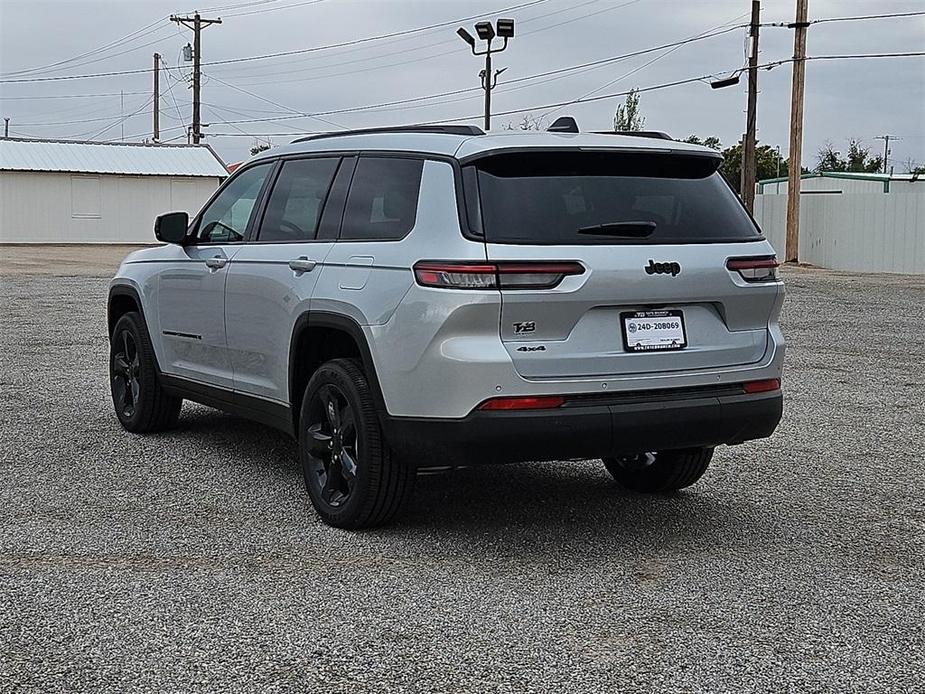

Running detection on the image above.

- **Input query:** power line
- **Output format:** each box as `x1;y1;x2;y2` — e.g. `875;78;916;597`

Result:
205;73;346;129
197;26;757;126
0;90;148;101
206;0;643;85
198;47;925;128
805;51;925;60
0;18;169;77
160;56;187;132
77;94;155;140
542;11;751;121
221;0;329;18
0;0;551;84
761;9;925;30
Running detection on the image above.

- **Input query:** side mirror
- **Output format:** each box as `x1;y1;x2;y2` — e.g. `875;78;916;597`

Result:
154;212;189;245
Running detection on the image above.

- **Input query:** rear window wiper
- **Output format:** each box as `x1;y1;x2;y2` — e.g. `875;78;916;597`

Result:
577;221;656;237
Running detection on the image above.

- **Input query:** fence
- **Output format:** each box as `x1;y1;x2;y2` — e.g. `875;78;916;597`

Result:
753;193;924;274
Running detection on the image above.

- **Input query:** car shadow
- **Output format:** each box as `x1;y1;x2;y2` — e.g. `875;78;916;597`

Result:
166;406;757;553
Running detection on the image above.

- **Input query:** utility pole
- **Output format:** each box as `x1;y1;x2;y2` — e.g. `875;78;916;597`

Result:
153;53;160;142
874;135;899;174
784;0;809;263
3;118;9;138
741;0;761;213
170;12;222;144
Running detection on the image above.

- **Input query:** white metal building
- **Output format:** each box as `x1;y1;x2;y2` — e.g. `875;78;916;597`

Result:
754;172;924;274
757;171;923;196
0;138;227;244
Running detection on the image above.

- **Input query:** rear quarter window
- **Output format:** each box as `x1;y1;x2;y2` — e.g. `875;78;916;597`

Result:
466;151;761;245
340;156;424;241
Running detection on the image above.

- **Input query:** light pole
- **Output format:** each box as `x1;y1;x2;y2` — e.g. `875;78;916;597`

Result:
775;144;782;193
457;18;514;130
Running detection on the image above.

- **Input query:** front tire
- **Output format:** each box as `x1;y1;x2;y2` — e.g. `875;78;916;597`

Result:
299;358;414;529
602;448;714;492
109;312;181;433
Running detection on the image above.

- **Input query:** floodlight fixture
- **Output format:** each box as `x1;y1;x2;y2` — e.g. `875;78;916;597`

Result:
710;73;741;89
457;27;475;48
475;21;495;41
496;18;514;38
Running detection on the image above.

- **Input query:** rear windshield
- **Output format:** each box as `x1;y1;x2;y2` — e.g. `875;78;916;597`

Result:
465;151;761;245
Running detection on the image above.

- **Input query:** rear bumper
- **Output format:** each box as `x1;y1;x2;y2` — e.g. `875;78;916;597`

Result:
384;388;783;467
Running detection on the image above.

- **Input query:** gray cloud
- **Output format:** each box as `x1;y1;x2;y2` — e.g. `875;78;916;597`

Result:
1;0;923;168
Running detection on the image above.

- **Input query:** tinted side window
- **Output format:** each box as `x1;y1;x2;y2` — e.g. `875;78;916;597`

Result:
340;157;424;241
257;157;339;242
196;162;273;243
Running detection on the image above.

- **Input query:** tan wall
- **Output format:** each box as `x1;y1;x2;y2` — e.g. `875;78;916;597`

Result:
0;171;219;243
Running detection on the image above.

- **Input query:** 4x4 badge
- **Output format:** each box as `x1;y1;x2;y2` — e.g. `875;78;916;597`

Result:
645;259;681;276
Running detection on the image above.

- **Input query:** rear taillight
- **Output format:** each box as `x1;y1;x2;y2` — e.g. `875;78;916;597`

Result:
727;256;780;282
413;261;584;290
743;378;781;394
478;395;567;410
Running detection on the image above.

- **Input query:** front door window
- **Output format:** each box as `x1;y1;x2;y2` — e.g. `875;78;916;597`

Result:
196;162;274;243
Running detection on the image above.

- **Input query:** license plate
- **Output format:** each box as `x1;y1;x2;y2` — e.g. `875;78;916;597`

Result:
621;310;687;352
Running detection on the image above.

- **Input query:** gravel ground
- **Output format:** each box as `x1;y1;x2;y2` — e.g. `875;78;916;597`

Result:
1;252;923;693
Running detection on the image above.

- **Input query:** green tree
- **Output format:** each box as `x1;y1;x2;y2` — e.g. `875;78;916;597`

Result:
683;135;721;150
815;139;883;173
613;89;646;131
684;136;788;192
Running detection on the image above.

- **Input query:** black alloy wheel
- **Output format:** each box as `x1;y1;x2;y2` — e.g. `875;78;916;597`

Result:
108;311;182;433
299;358;414;529
111;329;141;419
305;384;359;508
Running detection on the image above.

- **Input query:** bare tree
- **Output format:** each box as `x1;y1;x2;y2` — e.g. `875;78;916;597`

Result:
505;113;547;131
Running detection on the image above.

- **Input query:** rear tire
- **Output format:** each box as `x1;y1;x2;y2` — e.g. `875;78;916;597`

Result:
602;447;713;492
299;358;414;529
110;312;182;433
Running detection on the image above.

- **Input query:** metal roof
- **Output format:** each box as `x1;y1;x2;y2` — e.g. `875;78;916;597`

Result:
758;171;921;184
0;137;227;177
256;129;715;163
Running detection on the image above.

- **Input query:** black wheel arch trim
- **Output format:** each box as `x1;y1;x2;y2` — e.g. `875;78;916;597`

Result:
288;311;389;430
108;284;149;343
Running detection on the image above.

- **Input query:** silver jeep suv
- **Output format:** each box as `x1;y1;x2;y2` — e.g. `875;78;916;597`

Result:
108;124;784;528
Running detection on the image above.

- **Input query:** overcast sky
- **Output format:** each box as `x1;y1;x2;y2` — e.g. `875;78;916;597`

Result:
1;0;923;168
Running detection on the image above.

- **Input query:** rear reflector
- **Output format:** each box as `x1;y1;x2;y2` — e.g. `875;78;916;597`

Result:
743;378;781;394
414;261;584;289
727;256;780;282
478;395;567;410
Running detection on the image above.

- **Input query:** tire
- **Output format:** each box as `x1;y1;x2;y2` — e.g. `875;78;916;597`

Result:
299;358;414;529
109;312;182;433
602;447;714;493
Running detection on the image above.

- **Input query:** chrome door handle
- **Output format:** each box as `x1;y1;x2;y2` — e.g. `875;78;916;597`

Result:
205;256;228;270
289;257;317;273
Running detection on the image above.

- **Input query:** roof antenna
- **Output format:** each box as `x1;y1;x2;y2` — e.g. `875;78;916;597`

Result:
547;116;579;133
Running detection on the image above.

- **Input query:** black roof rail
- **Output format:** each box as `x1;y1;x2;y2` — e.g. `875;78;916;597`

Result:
292;124;484;143
593;130;673;141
